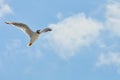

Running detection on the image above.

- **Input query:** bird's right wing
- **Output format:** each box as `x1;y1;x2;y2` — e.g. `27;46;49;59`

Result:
5;22;34;38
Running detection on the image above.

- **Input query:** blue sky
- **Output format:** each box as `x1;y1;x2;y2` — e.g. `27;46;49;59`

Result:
0;0;120;80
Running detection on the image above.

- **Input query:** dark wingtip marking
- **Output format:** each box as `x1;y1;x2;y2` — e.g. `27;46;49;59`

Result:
48;28;52;31
5;22;9;24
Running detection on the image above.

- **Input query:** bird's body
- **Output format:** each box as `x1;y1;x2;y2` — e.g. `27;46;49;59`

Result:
28;32;39;46
5;22;52;46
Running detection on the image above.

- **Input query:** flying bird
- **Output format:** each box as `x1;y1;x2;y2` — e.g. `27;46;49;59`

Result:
5;22;52;46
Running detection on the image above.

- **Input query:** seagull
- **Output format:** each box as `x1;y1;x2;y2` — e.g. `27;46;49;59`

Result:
5;22;52;46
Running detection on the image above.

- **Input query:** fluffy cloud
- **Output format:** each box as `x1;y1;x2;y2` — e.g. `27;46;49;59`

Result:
105;1;120;36
95;0;120;72
45;13;103;58
42;0;120;59
0;0;12;17
96;52;120;71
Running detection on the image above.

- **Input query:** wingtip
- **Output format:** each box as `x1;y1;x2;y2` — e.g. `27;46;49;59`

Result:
47;28;52;31
5;22;9;24
48;28;52;31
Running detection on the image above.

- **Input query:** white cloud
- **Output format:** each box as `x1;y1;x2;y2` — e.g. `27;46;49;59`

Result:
0;0;13;17
42;0;120;59
94;1;120;73
105;1;120;36
96;52;120;72
96;52;120;66
45;13;103;58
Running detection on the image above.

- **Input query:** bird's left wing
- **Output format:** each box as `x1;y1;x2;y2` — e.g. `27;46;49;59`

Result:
40;28;52;33
5;22;34;38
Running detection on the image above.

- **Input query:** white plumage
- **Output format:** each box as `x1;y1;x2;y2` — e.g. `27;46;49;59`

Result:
5;22;52;46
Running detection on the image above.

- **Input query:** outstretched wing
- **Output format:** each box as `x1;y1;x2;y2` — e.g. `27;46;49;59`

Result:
5;22;34;38
40;28;52;33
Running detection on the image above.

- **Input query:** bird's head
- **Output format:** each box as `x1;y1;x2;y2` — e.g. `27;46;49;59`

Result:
36;30;41;34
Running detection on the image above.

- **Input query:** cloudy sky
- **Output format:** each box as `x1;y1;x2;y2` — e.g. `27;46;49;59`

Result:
0;0;120;80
